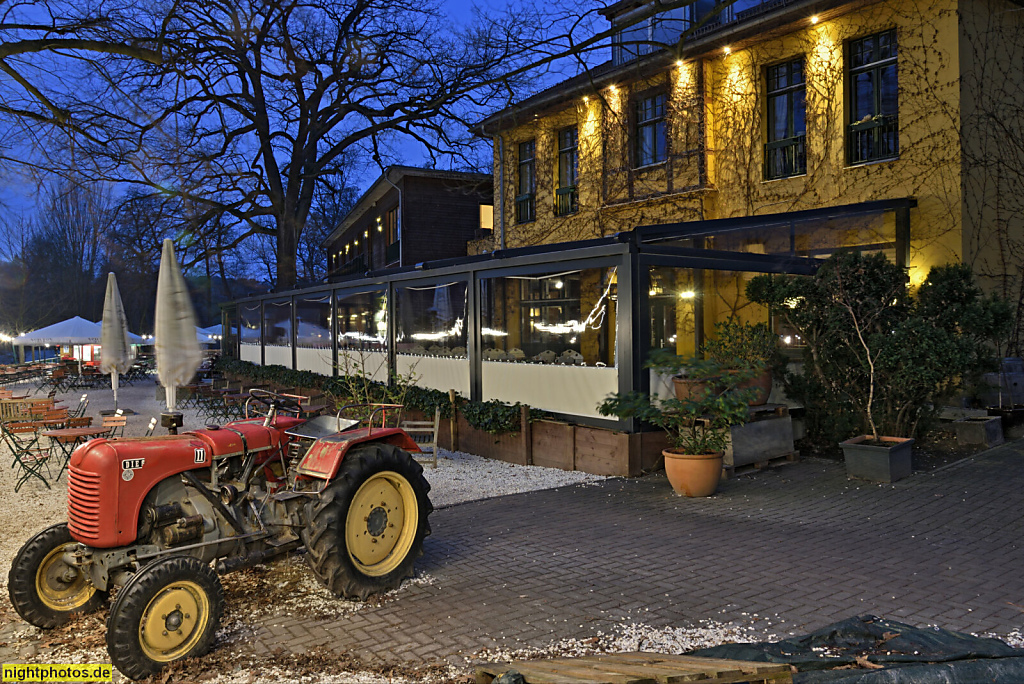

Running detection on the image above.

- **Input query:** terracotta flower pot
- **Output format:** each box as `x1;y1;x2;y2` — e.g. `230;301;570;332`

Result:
672;376;717;401
663;449;723;497
738;369;773;406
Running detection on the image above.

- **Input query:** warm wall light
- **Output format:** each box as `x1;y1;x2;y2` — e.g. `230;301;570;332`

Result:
609;84;617;92
675;59;684;67
811;15;819;24
679;290;696;299
723;46;731;54
583;95;589;103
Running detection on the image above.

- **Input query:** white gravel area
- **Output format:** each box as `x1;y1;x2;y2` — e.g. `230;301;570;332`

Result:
0;378;606;589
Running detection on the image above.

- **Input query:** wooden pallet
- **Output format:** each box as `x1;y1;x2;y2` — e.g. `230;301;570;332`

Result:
476;652;793;684
722;451;800;479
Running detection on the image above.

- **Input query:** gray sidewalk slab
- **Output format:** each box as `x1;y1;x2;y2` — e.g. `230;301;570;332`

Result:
253;441;1024;665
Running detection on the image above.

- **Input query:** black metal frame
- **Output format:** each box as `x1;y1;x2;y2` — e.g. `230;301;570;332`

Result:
228;221;843;430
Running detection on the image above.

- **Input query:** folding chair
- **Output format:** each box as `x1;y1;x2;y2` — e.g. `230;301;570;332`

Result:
70;394;89;419
66;416;94;428
400;407;441;469
1;422;51;491
101;414;128;439
145;417;158;437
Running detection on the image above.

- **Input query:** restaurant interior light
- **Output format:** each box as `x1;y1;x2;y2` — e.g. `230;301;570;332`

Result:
811;15;819;24
723;46;731;54
679;290;696;299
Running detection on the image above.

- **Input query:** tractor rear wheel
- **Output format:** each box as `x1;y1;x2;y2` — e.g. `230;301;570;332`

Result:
302;442;432;600
8;523;107;628
106;555;224;680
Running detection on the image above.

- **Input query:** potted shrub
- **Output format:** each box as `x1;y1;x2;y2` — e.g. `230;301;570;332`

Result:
645;349;718;402
748;254;1009;483
702;319;778;405
600;360;754;497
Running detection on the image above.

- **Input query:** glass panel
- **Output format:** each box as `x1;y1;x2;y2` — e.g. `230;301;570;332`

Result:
793;90;806;135
263;299;292;367
879;64;898;114
480;267;616;367
334;290;387;352
295;293;332;375
396;282;468;357
853;71;874;121
240;303;261;345
644;211;895;260
334;289;388;380
480;266;618;418
770;96;788;140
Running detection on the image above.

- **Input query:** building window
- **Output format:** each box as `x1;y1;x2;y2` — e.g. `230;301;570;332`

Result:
516;140;536;224
384;207;399;264
612;5;695;65
764;59;806;180
848;29;898;165
556;126;579;216
636;93;667;168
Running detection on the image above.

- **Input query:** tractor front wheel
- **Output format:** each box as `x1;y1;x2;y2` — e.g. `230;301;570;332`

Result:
303;443;432;600
8;523;107;628
106;555;224;680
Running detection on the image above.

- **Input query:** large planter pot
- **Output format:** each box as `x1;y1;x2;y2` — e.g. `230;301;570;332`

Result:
663;449;723;497
953;417;1003;448
672;376;717;401
840;435;914;483
738;370;773;406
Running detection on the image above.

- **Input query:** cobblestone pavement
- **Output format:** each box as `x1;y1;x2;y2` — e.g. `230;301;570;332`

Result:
253;442;1024;665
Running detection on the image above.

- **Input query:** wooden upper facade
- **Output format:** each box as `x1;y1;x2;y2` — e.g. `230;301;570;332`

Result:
325;167;493;281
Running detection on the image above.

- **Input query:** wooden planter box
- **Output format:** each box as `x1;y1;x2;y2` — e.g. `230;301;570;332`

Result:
531;420;575;470
456;410;531;465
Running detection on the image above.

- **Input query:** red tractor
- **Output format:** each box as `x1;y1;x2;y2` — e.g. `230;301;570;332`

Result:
7;391;432;680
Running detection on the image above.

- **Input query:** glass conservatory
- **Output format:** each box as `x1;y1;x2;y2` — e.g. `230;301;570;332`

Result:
223;199;913;429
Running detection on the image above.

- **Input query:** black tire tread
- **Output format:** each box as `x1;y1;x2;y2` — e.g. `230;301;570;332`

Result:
7;523;107;628
105;555;224;681
301;443;432;600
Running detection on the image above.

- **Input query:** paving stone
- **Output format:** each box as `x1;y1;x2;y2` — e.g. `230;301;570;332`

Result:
254;443;1024;664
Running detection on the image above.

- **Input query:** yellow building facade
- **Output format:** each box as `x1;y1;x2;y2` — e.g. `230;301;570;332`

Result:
476;0;1024;354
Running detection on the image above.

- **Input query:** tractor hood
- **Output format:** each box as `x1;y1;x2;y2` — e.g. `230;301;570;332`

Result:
67;420;291;548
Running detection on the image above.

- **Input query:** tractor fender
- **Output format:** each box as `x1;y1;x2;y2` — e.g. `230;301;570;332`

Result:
296;428;422;480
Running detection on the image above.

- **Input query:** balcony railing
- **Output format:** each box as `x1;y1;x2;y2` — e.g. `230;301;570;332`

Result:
386;241;400;265
554;186;578;216
848;115;899;165
515;193;536;223
334;255;366;278
764;135;806;180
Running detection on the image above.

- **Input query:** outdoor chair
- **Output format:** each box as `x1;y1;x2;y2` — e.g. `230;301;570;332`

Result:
41;408;69;426
101;414;128;439
1;422;51;491
70;394;89;419
145;417;157;437
65;416;93;428
400;407;441;469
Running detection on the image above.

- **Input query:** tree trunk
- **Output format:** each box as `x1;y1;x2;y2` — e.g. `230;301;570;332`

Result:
276;217;299;291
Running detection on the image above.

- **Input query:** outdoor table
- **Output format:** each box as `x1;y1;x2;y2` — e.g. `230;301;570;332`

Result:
40;427;110;482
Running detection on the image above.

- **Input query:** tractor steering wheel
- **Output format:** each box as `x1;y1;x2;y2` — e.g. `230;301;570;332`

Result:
245;389;304;418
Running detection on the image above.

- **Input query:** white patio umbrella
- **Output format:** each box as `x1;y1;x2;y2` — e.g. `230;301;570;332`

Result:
100;273;132;410
155;239;202;412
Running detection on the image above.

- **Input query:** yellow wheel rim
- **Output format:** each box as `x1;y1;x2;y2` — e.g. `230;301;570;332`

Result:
36;546;96;612
138;581;210;663
345;471;419;577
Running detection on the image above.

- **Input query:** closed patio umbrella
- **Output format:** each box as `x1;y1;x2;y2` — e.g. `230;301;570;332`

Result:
155;239;202;415
100;273;132;410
